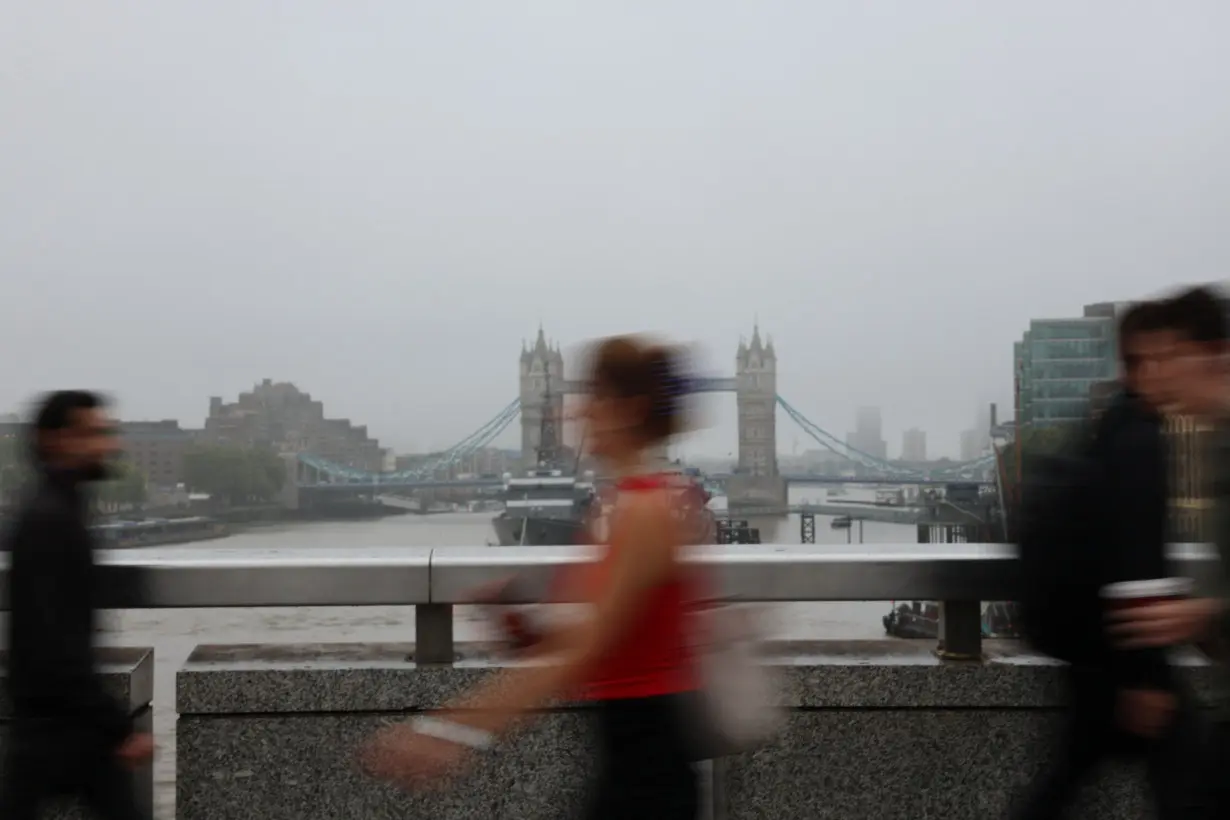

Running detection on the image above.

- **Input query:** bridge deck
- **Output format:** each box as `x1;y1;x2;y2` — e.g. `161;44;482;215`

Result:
558;376;736;394
300;473;993;490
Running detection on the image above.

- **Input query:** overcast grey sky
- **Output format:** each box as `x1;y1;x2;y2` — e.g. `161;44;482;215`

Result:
3;2;1228;458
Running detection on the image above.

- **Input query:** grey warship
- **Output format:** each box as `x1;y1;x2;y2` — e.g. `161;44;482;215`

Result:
491;373;595;546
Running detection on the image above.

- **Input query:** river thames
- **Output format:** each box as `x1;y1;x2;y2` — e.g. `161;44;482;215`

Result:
99;497;918;817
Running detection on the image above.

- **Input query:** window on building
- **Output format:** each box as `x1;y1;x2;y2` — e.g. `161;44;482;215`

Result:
1033;380;1101;400
1031;359;1115;380
1029;321;1109;341
1031;338;1112;361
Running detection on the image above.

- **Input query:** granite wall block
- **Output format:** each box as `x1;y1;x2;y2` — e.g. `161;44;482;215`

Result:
176;641;1216;820
178;712;594;820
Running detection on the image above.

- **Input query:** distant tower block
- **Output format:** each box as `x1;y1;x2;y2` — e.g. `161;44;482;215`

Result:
519;326;566;470
728;324;788;509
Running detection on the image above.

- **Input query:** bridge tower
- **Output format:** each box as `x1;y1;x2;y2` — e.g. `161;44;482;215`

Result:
728;324;789;508
519;326;565;470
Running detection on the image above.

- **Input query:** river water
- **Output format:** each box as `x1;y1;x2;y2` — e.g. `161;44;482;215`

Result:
100;492;916;817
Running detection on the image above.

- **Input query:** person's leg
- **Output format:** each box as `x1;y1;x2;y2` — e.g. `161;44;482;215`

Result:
77;753;149;820
1144;690;1207;819
0;728;54;820
0;770;45;820
1012;667;1114;820
635;694;698;820
581;696;698;820
1013;720;1107;819
1178;717;1230;820
1208;721;1230;816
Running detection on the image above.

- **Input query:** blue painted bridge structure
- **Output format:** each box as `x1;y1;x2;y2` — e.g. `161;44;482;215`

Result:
292;393;997;491
296;473;992;492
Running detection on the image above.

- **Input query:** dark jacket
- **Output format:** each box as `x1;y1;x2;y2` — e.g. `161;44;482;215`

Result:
1208;423;1230;717
1095;390;1174;692
2;468;132;747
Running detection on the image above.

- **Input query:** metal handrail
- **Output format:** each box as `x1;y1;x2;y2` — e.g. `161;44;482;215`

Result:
427;544;1029;603
0;543;1219;610
1;544;1219;662
0;546;434;610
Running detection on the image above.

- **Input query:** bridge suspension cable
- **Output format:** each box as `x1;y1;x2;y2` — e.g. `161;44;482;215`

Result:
403;398;522;478
775;394;995;480
299;398;522;483
775;395;918;477
299;392;997;487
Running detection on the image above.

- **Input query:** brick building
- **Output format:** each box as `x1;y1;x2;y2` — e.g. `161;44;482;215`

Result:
120;420;193;488
202;379;385;471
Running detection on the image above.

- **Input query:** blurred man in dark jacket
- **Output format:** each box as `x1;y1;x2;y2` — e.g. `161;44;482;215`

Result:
1015;301;1198;819
1109;286;1230;816
0;391;153;819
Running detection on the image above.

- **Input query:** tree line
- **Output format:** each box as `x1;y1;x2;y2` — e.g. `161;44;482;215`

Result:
0;435;287;510
0;434;147;510
181;445;286;506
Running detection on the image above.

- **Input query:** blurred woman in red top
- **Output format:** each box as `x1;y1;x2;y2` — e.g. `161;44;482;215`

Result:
362;335;701;819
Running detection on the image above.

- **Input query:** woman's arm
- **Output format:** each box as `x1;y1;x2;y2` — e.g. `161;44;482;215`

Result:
444;490;680;736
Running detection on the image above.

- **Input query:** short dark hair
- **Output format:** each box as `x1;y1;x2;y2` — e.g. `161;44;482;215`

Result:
1117;301;1168;370
1118;301;1167;343
29;390;105;461
1164;285;1228;346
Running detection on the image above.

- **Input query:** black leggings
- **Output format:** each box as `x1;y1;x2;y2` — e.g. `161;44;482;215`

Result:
1187;719;1230;819
1011;666;1203;820
584;693;700;820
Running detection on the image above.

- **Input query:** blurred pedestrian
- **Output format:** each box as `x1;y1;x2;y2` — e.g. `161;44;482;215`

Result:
1014;301;1201;819
362;336;704;818
0;391;154;819
1108;285;1230;817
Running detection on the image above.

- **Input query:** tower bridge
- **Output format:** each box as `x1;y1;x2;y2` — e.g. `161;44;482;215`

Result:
516;325;785;506
289;326;997;508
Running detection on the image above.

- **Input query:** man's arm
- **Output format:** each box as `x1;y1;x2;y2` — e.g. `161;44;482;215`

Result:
1106;424;1230;658
1102;416;1175;691
10;507;133;747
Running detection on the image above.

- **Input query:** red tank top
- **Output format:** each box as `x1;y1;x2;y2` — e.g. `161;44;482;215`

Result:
580;474;698;701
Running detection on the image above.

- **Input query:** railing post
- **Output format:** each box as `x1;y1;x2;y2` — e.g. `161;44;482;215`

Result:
701;757;729;820
799;512;815;544
415;603;455;664
936;600;982;660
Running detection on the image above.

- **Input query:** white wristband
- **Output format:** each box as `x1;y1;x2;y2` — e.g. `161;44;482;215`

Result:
411;716;494;750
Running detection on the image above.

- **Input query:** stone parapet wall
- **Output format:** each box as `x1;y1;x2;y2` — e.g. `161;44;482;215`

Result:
174;641;1218;819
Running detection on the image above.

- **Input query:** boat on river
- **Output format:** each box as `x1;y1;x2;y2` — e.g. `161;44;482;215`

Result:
92;516;228;549
882;600;1020;639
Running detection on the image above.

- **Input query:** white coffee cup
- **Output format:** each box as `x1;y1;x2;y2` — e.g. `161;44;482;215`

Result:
1100;577;1193;610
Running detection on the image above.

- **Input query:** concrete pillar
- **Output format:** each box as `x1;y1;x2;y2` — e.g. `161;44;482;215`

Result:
724;474;788;509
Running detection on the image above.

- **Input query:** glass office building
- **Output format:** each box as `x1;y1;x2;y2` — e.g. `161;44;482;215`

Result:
1013;293;1230;539
1014;303;1120;427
